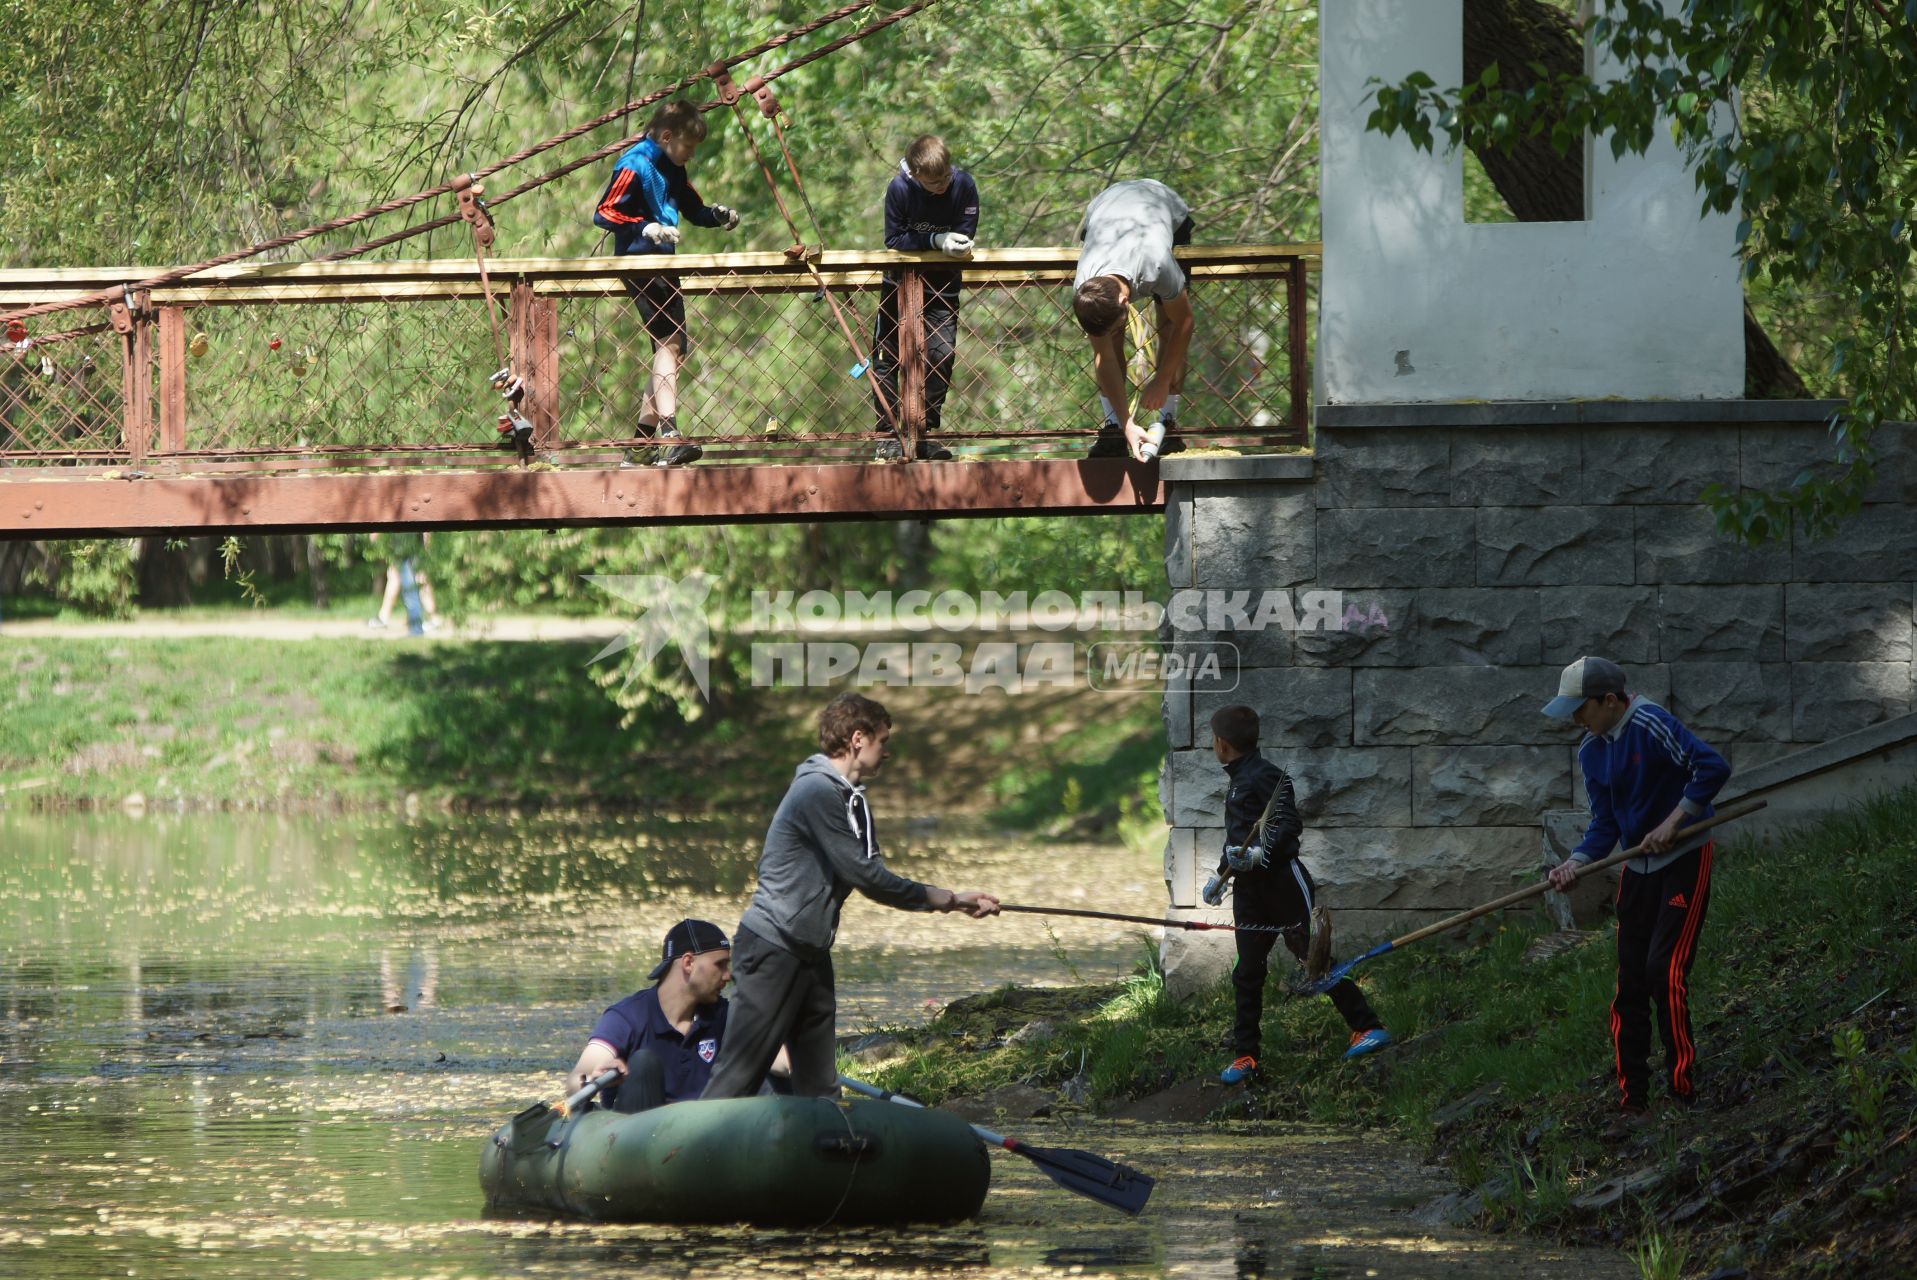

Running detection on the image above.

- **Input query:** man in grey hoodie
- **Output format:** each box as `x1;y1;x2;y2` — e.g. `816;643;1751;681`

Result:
702;692;1000;1099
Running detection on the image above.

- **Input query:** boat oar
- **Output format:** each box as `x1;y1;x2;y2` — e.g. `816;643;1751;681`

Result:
838;1075;1154;1215
511;1067;621;1125
999;903;1302;936
1300;798;1766;996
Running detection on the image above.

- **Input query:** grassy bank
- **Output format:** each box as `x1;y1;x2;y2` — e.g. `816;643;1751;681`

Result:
0;635;1164;835
868;787;1917;1278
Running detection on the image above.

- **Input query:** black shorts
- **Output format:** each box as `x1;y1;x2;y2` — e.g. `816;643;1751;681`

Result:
624;273;689;353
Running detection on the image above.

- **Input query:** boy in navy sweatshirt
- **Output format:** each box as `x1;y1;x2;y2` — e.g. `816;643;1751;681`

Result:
1544;656;1730;1121
870;135;979;461
592;100;742;466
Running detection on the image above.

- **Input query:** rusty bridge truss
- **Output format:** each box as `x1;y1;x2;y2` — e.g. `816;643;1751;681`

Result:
0;244;1314;537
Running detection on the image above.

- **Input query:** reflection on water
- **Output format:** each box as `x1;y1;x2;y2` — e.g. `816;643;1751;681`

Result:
0;810;1630;1278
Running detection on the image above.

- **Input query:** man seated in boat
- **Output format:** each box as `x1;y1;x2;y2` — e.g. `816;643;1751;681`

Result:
566;918;746;1111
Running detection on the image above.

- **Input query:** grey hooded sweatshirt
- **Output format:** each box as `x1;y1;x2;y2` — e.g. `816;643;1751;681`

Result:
737;754;929;959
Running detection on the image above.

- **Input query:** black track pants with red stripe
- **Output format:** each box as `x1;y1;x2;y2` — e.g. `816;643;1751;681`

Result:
1611;842;1713;1108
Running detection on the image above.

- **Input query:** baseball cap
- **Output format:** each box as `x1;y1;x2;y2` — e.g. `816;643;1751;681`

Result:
647;918;731;981
1542;656;1627;720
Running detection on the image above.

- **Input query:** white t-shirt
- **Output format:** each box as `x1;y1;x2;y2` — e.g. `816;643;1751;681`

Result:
1073;179;1191;301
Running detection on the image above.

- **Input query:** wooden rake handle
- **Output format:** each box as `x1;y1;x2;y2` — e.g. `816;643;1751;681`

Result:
1388;798;1767;951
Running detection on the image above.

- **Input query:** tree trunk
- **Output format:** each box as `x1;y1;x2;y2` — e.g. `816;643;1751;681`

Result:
889;519;934;590
307;536;330;609
1463;0;1808;397
1461;0;1584;223
135;538;194;607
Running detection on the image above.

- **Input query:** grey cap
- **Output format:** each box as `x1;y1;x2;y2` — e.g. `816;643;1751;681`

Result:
1542;655;1627;720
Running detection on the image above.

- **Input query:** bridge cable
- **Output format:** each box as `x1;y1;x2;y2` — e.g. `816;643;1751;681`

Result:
0;0;906;332
313;0;942;267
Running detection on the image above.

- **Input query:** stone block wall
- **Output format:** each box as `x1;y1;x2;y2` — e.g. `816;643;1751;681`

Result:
1158;412;1916;965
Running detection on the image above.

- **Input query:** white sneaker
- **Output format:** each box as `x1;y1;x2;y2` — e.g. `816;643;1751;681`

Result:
366;617;388;629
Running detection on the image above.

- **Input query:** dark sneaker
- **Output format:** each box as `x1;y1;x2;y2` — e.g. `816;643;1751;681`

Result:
1155;420;1187;456
1086;423;1127;459
874;435;906;461
621;421;659;468
495;412;534;461
916;437;953;461
1219;1055;1258;1085
1604;1104;1652;1139
657;425;703;466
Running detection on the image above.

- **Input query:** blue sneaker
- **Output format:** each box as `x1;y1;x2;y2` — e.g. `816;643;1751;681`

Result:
1343;1028;1391;1060
1219;1055;1258;1084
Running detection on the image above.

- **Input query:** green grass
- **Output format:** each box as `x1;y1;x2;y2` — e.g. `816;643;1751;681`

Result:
0;636;1170;832
869;786;1917;1276
981;700;1164;843
0;636;787;810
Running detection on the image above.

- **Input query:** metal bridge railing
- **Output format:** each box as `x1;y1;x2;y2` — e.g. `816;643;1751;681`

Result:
0;245;1315;471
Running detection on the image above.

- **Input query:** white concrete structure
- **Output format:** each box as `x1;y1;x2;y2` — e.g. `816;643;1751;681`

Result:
1318;0;1744;404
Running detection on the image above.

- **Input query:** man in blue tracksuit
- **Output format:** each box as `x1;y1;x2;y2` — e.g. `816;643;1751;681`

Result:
871;134;979;461
1544;656;1730;1122
592;100;742;466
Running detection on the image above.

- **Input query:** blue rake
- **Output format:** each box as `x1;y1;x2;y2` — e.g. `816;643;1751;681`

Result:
1299;798;1766;996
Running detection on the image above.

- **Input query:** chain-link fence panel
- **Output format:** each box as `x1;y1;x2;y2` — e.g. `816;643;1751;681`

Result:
172;297;502;458
0;330;129;463
0;247;1314;469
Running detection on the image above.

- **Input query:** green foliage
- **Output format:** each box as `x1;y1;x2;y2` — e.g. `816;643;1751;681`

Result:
1361;0;1915;545
1631;1226;1690;1280
3;1;1301;647
20;538;137;617
1;2;1324;265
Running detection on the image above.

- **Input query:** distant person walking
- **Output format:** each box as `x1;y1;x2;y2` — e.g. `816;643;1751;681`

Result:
367;531;442;634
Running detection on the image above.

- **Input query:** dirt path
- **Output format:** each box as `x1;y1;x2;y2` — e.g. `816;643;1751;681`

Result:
0;614;630;642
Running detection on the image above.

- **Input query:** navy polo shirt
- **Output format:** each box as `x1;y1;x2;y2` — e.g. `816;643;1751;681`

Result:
587;986;728;1105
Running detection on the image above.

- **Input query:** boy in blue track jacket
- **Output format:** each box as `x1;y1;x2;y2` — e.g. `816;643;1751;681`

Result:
870;134;979;461
1544;656;1731;1121
592;100;742;466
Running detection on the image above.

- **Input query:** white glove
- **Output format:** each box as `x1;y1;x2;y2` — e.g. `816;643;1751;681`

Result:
1224;844;1268;874
640;222;681;246
710;205;741;232
930;232;974;258
1201;873;1227;907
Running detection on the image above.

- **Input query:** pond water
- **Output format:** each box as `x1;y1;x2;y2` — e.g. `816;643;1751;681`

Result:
0;809;1629;1279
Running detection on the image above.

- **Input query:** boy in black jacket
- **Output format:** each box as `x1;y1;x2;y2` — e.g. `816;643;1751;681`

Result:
870;135;979;461
1202;705;1389;1082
